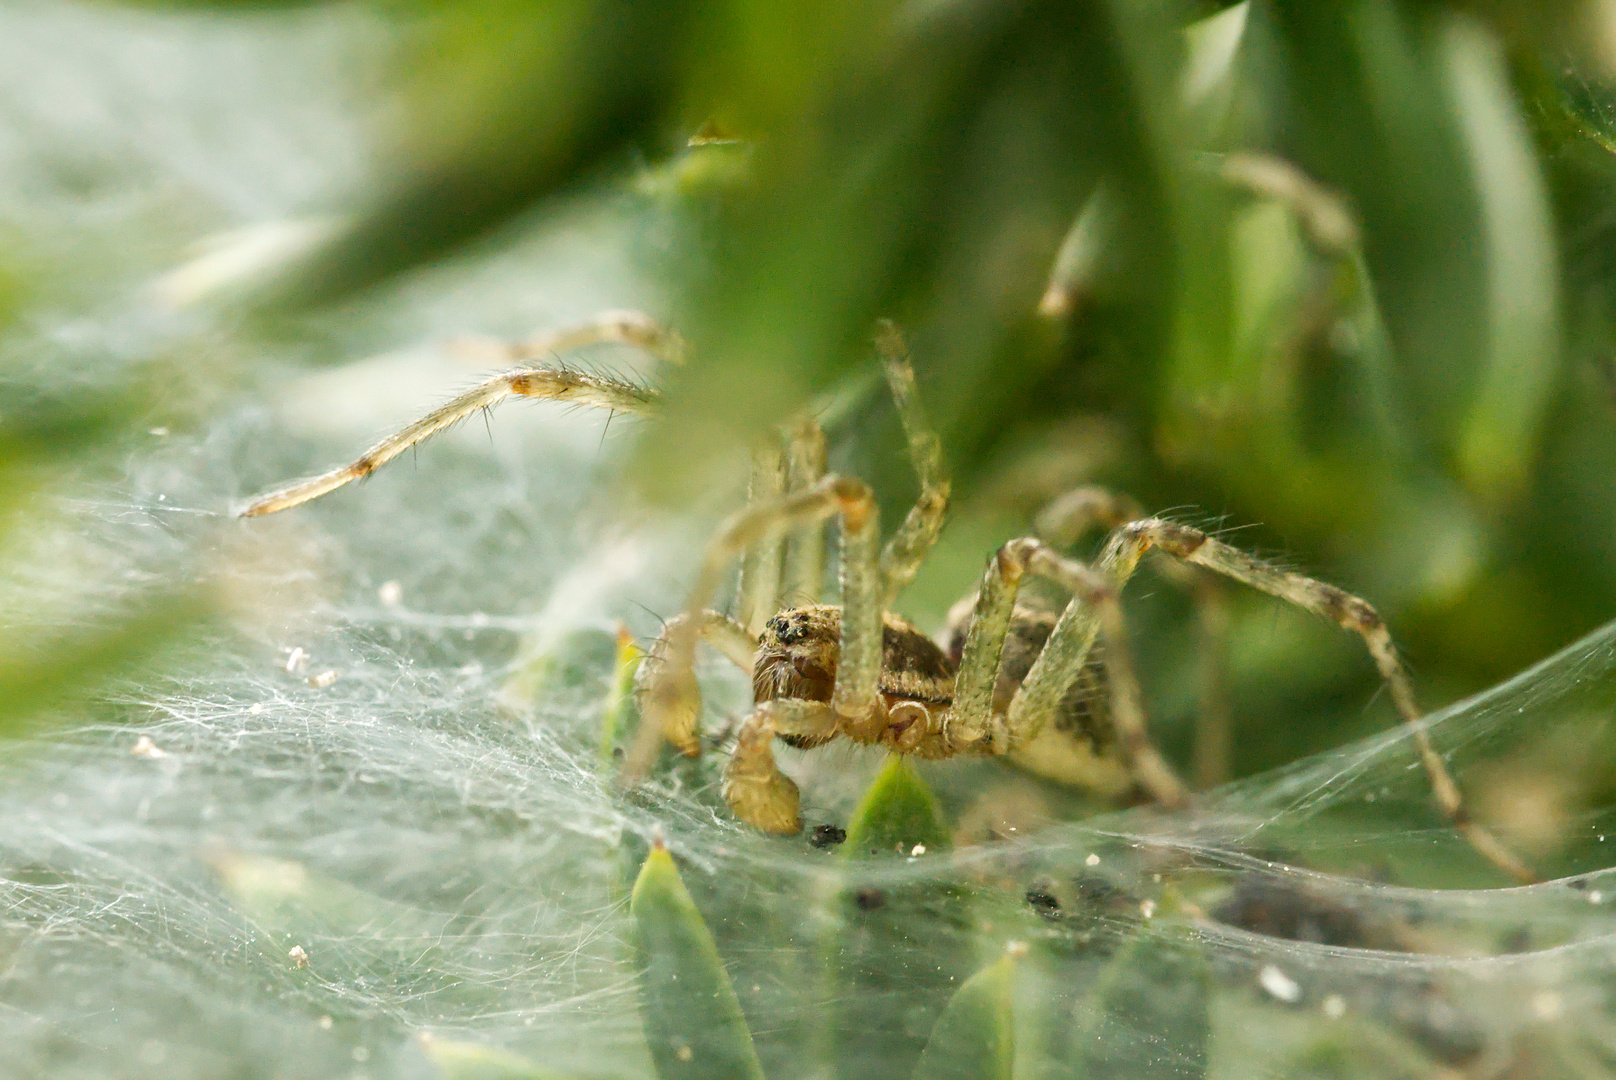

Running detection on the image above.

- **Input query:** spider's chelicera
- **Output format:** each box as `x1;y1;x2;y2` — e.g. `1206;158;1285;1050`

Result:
242;311;1533;883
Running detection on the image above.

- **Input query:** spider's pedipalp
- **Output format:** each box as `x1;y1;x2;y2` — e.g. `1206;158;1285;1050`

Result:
723;699;840;834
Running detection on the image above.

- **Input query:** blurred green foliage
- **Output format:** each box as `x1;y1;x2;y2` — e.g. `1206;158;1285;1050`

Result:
12;0;1616;1076
9;0;1616;855
231;0;1616;775
0;304;210;738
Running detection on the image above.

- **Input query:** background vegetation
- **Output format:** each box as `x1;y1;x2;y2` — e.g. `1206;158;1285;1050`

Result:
8;0;1616;1077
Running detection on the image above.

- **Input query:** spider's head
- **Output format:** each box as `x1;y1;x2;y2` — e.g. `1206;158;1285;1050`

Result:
753;604;841;704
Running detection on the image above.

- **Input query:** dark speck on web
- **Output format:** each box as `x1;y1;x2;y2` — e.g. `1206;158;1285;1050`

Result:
853;887;886;911
1025;888;1062;921
809;824;846;848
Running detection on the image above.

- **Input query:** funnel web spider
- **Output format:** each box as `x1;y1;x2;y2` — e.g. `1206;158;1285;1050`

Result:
242;312;1533;883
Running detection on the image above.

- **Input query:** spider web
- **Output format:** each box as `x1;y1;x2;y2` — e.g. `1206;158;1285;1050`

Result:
8;374;1616;1078
5;6;1616;1079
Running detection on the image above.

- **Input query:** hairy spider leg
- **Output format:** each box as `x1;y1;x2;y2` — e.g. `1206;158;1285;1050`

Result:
1035;485;1233;788
623;610;755;779
495;309;687;365
1019;543;1189;808
744;322;946;622
636;476;882;781
734;444;788;636
945;538;1190;808
874;320;951;610
1015;516;1535;883
781;418;828;607
942;541;1023;754
239;315;668;517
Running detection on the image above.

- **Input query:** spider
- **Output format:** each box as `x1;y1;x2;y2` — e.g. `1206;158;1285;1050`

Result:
242;312;1532;883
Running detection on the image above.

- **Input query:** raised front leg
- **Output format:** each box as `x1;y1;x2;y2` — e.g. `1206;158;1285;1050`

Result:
874;321;951;611
1008;514;1533;882
1096;518;1533;882
240;313;669;517
1035;485;1233;788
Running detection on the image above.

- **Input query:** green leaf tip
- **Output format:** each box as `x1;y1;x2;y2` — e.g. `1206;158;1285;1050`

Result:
843;755;950;858
630;842;765;1080
598;625;644;765
912;949;1019;1080
419;1034;586;1080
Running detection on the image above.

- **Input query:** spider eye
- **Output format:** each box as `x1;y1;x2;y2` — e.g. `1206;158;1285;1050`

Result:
768;614;808;645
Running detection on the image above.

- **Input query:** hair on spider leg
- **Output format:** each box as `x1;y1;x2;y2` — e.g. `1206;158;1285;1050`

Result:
1146;506;1255;546
626;598;670;632
772;585;822;612
1200;516;1259;544
1142;503;1201;521
1356;678;1399;721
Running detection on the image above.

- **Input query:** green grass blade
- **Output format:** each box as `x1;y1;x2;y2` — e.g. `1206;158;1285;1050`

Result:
630;840;766;1080
842;755;951;858
1442;13;1560;504
912;949;1019;1080
832;756;968;1080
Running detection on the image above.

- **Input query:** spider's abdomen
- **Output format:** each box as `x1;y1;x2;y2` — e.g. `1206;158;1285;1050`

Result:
944;605;1112;750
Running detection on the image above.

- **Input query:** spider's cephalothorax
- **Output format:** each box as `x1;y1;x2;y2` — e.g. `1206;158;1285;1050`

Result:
753;605;956;756
241;312;1535;882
